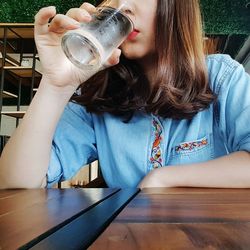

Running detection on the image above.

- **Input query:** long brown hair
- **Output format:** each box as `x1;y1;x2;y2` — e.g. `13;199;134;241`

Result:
72;0;216;120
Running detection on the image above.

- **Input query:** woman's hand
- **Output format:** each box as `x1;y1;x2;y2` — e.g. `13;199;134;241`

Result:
138;168;176;189
34;3;121;92
139;152;250;189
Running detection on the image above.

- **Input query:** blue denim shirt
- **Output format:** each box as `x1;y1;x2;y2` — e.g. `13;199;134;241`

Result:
47;54;250;188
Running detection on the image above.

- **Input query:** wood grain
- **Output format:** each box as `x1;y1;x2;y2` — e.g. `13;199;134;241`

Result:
0;188;118;250
89;222;250;250
90;188;250;250
115;190;250;223
28;189;139;250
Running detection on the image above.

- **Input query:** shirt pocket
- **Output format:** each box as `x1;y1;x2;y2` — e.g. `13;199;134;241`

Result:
168;134;214;165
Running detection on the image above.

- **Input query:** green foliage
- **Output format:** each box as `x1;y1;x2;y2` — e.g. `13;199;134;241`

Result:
0;0;249;34
0;0;95;23
200;0;250;34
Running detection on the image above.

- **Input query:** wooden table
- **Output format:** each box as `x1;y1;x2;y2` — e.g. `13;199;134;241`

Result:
0;188;139;250
90;188;250;249
1;188;250;250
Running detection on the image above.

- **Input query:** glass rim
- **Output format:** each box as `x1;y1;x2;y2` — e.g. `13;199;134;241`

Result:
95;6;134;30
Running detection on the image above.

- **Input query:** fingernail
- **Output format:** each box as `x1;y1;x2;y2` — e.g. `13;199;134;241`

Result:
65;22;80;29
72;20;80;26
81;13;92;20
48;6;56;11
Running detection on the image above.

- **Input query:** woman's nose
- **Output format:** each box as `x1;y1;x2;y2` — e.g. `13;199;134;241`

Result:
119;0;134;16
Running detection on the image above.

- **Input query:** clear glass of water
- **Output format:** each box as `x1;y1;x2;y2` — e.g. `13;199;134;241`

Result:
61;0;134;69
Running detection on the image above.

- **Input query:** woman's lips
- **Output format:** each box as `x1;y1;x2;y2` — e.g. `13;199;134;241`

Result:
127;29;139;40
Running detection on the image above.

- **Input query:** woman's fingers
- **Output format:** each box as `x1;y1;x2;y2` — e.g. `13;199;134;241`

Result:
79;2;97;13
66;2;97;22
35;3;96;35
34;6;56;35
104;49;122;68
48;2;97;34
66;8;92;22
48;14;80;34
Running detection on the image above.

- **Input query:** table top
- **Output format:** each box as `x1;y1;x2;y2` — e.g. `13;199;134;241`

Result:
90;188;250;250
1;188;250;250
0;188;139;250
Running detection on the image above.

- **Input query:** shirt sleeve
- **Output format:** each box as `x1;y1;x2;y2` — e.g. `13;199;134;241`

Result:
214;56;250;153
47;102;97;187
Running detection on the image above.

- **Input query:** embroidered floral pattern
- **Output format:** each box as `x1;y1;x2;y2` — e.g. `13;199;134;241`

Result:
150;117;163;169
175;138;208;153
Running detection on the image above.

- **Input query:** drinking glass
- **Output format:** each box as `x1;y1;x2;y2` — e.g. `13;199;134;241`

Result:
61;0;134;69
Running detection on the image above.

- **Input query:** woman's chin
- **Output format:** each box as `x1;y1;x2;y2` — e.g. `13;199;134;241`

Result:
121;48;145;60
122;54;140;60
121;42;154;61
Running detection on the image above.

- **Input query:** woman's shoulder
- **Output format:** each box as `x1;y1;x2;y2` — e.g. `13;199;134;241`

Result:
206;53;239;68
61;101;125;126
205;54;241;80
205;54;244;93
57;101;94;130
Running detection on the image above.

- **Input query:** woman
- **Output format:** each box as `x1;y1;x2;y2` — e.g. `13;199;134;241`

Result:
1;0;250;189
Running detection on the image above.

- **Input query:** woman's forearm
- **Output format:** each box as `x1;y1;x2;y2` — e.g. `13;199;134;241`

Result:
0;78;75;189
139;151;250;188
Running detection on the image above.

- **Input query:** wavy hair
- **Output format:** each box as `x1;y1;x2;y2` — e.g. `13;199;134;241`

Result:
72;0;216;120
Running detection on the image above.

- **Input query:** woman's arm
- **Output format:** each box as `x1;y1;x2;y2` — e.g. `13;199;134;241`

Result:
0;80;75;189
139;151;250;188
0;5;120;189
